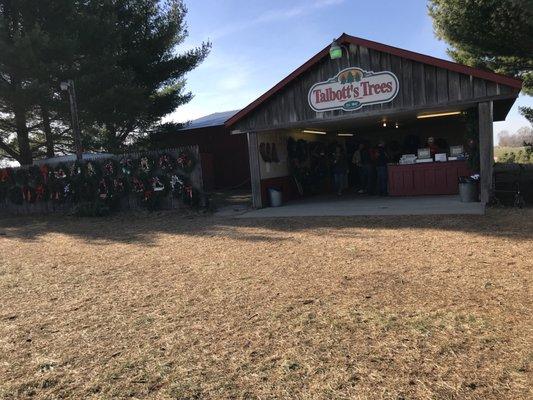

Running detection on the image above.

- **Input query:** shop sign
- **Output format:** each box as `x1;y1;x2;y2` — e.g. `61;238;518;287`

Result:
308;67;399;112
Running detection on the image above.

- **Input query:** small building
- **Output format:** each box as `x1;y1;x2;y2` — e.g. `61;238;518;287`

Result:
225;33;522;210
162;110;250;190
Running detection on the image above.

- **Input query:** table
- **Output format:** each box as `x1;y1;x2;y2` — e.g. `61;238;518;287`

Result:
388;160;471;196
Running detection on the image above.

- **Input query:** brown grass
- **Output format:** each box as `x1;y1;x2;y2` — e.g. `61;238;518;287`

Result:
0;209;532;399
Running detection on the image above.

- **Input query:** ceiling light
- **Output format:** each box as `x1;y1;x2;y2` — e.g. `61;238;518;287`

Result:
417;111;462;119
338;133;354;137
395;122;399;129
302;129;327;135
382;121;387;128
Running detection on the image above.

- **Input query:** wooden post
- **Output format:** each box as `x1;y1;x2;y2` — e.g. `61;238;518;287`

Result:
247;132;262;208
478;101;494;205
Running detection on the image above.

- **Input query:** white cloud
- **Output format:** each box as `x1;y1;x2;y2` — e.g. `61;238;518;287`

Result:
206;0;345;40
164;49;260;123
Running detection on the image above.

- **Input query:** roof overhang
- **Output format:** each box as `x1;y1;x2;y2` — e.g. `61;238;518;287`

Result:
226;33;523;128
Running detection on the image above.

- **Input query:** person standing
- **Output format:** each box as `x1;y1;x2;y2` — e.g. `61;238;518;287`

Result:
352;142;371;194
427;137;439;157
332;145;348;196
376;141;389;196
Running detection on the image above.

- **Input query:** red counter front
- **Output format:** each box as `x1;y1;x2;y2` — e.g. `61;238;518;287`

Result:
388;160;470;196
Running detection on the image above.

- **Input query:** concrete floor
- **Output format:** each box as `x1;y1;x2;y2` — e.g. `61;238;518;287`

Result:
231;195;484;218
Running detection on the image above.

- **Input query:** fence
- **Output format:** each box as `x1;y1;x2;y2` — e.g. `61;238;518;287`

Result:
0;146;203;216
493;163;533;205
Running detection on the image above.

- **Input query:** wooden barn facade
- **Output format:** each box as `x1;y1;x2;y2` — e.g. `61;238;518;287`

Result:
162;111;250;190
225;33;522;209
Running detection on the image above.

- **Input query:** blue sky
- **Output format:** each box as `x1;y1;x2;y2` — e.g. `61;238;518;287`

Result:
167;0;532;138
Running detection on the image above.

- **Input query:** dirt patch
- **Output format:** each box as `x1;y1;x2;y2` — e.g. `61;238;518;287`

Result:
1;209;532;399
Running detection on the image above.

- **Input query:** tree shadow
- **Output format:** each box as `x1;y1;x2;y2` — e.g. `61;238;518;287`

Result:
0;207;531;245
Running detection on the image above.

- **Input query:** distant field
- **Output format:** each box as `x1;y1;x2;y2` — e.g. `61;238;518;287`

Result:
494;146;531;163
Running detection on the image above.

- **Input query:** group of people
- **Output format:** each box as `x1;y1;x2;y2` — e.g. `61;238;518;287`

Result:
332;141;391;196
290;135;458;198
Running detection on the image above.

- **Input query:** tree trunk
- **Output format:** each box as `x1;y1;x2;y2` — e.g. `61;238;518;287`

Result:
40;104;55;158
14;105;32;166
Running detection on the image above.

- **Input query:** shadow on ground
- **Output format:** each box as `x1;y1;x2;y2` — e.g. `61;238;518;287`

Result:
0;206;531;245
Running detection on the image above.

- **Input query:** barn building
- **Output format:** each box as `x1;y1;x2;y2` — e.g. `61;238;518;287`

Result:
225;33;522;211
162;110;250;190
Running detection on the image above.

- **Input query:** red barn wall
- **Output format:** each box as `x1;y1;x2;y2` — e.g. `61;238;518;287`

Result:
164;126;250;190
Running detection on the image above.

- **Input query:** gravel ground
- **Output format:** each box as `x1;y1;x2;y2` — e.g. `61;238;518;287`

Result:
0;208;531;399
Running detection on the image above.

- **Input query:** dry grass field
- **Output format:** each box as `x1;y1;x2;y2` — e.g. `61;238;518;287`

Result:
0;209;532;399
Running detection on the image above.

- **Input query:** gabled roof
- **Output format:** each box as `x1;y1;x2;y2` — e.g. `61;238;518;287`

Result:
226;33;523;127
181;110;240;130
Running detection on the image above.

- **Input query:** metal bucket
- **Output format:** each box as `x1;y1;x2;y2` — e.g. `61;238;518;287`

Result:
268;188;283;207
459;182;478;202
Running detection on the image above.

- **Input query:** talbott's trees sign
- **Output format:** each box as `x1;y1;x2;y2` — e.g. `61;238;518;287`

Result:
308;67;399;112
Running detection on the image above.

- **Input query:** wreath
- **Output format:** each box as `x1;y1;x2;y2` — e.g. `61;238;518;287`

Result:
170;174;194;204
113;177;127;198
102;159;120;177
176;149;196;174
139;156;153;174
120;157;134;176
8;185;24;205
24;166;48;203
158;153;176;173
0;168;13;202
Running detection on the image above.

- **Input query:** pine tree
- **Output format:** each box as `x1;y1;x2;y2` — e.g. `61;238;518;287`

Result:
73;0;210;152
0;0;210;164
428;0;533;122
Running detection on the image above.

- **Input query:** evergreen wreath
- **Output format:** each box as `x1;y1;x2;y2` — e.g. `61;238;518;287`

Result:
158;153;176;172
176;149;196;174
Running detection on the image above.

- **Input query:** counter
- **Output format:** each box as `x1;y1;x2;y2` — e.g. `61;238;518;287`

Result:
388;160;471;196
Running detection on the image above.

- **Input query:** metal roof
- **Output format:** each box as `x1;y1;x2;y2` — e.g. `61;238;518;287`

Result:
180;110;240;130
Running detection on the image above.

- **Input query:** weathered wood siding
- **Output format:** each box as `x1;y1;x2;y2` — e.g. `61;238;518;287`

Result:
233;44;517;132
478;101;494;204
246;132;262;208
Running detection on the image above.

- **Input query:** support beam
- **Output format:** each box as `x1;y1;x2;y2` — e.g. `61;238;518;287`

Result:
247;132;262;208
478;101;494;205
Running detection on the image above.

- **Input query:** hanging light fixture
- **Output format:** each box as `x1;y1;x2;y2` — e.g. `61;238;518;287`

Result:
329;39;342;60
395;122;399;129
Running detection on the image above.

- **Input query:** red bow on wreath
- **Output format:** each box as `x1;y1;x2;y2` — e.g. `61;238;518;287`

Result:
132;177;144;193
35;185;45;202
185;185;193;199
143;190;153;201
22;186;33;203
177;153;189;167
98;179;108;199
104;162;114;175
0;169;10;182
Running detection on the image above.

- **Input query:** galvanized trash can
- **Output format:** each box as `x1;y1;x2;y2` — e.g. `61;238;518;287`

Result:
268;188;283;207
458;178;478;202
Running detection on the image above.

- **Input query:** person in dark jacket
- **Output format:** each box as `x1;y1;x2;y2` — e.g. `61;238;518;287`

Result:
352;142;372;194
376;141;389;196
332;145;348;196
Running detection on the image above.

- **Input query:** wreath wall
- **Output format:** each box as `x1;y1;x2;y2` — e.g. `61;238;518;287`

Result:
0;150;199;211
